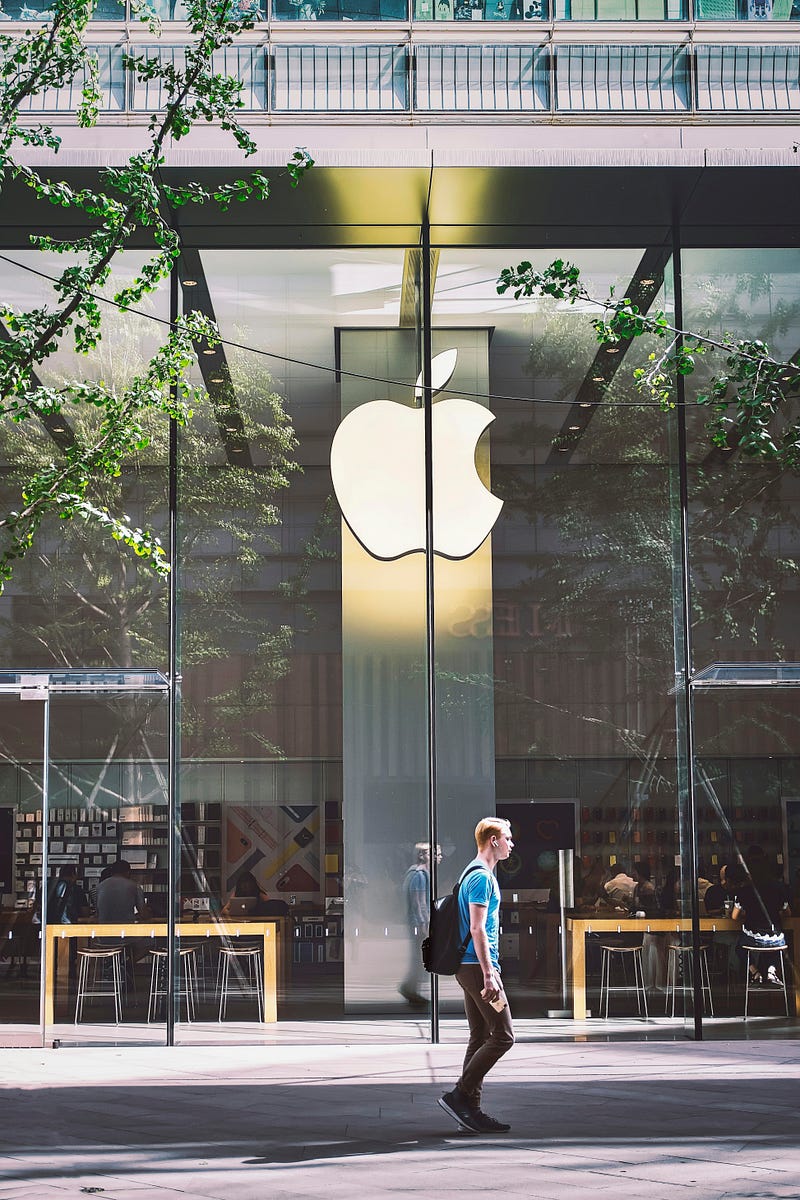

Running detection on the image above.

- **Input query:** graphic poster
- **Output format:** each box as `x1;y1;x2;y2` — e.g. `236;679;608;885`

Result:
224;804;321;899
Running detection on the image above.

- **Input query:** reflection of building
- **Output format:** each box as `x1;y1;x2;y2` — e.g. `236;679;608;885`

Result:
2;0;800;1046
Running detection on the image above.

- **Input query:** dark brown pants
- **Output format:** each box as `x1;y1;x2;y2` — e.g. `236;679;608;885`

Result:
455;962;515;1106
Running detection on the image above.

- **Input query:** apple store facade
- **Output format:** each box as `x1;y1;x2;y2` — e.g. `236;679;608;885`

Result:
2;161;800;1048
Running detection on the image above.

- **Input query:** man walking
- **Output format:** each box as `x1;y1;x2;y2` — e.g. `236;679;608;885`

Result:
438;817;515;1135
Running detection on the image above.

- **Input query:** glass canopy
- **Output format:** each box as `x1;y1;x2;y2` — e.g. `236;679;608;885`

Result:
0;671;170;694
691;664;800;688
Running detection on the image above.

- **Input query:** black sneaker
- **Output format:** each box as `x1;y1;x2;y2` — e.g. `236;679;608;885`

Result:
472;1109;511;1133
438;1089;482;1134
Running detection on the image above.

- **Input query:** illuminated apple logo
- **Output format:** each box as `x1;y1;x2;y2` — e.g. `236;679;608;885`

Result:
330;349;503;561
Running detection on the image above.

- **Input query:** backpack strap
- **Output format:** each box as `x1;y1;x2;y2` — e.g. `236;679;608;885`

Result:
453;863;492;958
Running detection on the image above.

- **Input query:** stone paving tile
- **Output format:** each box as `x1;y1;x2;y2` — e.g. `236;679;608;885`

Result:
2;1040;800;1200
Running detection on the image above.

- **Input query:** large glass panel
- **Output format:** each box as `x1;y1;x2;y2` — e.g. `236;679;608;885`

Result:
0;0;124;17
681;250;800;673
0;252;170;673
412;0;547;17
432;248;689;1033
0;695;44;1044
155;0;265;16
682;248;800;1037
695;0;796;17
272;0;406;19
44;689;169;1046
177;248;428;1040
553;0;685;15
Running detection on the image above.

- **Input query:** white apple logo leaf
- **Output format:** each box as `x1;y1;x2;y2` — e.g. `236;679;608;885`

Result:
331;348;503;562
414;348;458;403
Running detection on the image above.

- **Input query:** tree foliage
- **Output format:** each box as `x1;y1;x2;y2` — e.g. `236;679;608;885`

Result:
497;258;800;468
0;0;313;591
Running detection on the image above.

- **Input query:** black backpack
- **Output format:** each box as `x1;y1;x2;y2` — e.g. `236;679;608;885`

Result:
421;864;486;975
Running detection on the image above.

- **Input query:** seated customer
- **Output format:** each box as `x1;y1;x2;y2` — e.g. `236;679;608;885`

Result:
96;858;148;922
602;863;636;912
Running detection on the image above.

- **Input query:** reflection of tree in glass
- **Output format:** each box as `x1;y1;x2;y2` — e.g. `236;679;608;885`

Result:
0;321;301;759
487;292;676;770
682;269;800;663
491;268;800;777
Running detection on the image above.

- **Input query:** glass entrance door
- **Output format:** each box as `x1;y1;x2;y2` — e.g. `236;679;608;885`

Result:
0;691;45;1045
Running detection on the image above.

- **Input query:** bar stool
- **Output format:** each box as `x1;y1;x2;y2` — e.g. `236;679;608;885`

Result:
147;946;199;1022
75;946;124;1024
217;945;264;1021
745;946;790;1019
599;942;648;1019
665;941;714;1017
181;939;213;1003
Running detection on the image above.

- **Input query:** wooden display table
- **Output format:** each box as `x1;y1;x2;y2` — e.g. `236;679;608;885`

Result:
565;914;800;1019
45;921;280;1026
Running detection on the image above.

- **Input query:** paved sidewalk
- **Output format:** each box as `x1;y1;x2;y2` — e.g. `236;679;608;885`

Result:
0;1038;798;1199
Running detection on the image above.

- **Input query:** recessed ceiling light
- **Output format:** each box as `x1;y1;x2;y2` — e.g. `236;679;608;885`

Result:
721;446;734;452
640;278;655;286
556;445;569;452
591;375;604;382
568;425;580;431
183;279;197;287
579;402;592;408
202;348;216;355
605;346;620;354
210;375;224;384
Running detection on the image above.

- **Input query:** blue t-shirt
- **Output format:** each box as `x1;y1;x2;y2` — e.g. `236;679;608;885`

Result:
457;859;500;968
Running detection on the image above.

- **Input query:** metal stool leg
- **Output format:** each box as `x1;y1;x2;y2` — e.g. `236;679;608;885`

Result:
147;952;161;1023
700;948;714;1017
112;951;123;1024
255;952;264;1022
779;948;789;1017
745;950;752;1020
634;949;648;1018
218;953;229;1022
75;952;89;1023
600;948;610;1019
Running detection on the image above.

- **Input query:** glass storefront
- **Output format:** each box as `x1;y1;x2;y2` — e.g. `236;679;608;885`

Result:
1;228;798;1045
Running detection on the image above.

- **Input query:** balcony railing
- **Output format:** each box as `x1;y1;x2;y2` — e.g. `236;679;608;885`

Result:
271;44;408;109
415;44;549;109
556;44;689;109
5;0;800;19
13;42;800;113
